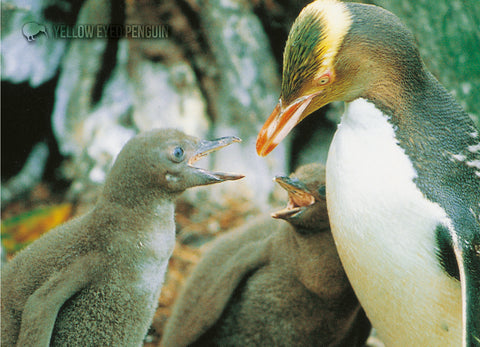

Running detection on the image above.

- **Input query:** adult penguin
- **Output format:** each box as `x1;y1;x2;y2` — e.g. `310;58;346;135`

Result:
255;1;480;346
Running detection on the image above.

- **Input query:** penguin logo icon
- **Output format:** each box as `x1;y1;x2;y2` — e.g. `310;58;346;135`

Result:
22;22;48;42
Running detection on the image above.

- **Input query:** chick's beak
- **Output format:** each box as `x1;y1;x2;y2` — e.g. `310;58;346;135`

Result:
186;136;245;186
271;175;315;219
256;92;319;157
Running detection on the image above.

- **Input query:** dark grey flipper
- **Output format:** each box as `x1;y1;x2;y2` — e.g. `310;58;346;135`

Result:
16;255;96;346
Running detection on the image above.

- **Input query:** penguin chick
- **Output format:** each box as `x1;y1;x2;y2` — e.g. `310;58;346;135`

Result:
1;129;243;347
161;163;371;347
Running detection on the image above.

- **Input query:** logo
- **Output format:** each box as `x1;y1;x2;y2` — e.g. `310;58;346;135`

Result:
50;24;169;39
22;22;48;42
22;22;169;41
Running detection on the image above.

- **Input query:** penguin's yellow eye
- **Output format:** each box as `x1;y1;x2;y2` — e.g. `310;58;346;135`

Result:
315;70;333;87
317;75;330;86
170;146;185;163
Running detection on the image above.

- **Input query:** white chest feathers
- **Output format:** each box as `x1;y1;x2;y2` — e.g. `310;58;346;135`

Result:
132;203;176;296
326;98;462;346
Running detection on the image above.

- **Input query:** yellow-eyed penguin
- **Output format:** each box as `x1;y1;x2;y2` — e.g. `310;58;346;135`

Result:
255;1;480;346
1;129;243;346
161;163;371;347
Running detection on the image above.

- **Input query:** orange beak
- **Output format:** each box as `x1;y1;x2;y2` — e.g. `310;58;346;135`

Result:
256;93;319;156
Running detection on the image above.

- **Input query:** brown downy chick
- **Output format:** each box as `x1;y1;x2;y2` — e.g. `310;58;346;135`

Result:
161;163;370;347
1;129;243;347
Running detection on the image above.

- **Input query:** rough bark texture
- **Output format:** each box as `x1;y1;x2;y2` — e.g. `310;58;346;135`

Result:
370;0;480;121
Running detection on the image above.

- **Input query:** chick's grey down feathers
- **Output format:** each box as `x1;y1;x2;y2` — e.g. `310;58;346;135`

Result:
1;128;242;347
161;163;371;347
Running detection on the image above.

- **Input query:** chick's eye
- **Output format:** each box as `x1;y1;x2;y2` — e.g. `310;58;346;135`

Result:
171;146;185;162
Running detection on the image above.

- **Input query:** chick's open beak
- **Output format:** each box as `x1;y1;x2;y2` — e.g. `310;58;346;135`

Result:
187;136;245;185
271;175;315;219
256;93;319;157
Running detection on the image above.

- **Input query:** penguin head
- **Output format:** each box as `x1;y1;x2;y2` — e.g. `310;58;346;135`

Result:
271;163;329;231
256;0;423;156
103;129;244;202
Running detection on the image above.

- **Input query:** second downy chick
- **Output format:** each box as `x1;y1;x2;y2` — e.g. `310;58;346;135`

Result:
161;163;371;347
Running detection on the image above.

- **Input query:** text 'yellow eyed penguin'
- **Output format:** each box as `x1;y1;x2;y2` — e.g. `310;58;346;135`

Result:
1;129;243;346
255;1;480;346
161;163;371;347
